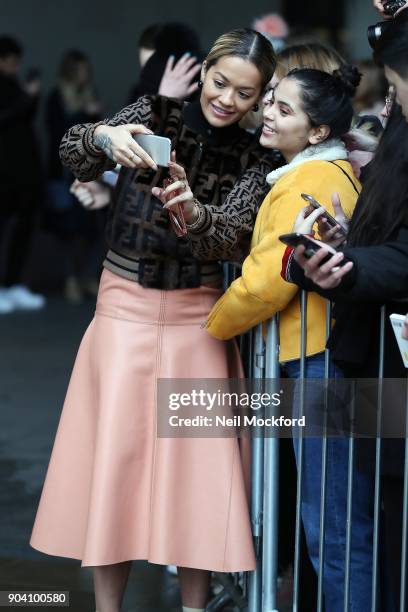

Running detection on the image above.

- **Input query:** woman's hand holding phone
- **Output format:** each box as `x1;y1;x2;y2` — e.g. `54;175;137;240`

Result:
293;205;326;234
315;193;349;247
295;192;348;247
152;158;199;225
293;243;354;289
93;124;158;171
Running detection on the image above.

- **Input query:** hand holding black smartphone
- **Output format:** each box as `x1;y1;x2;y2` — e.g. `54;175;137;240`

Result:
279;232;350;268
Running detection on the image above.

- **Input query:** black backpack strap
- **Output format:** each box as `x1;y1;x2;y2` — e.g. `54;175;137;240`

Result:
328;161;361;195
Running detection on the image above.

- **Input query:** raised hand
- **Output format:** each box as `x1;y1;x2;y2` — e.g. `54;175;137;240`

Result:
292;205;325;234
158;53;202;99
152;160;199;224
294;245;354;289
70;179;111;210
316;192;349;247
373;0;408;18
93;124;158;170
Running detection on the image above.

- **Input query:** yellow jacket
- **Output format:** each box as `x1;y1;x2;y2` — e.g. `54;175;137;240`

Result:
206;156;360;362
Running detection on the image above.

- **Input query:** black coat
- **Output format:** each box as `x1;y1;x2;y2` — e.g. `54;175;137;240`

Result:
0;74;42;189
289;225;408;475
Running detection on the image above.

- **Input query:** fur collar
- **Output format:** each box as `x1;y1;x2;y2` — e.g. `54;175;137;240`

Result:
266;138;348;186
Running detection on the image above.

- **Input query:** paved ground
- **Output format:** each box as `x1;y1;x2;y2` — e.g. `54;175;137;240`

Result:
0;296;293;612
0;297;182;611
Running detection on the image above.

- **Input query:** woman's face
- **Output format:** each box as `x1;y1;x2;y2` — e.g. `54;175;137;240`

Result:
260;77;317;162
200;56;263;127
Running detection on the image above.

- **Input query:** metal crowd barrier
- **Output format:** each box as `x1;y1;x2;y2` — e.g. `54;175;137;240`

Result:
206;263;408;612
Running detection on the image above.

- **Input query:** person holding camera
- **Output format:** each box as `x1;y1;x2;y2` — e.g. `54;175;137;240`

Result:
372;8;408;124
374;0;408;19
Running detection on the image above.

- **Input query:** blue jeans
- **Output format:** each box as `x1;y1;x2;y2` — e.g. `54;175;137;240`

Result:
285;352;374;612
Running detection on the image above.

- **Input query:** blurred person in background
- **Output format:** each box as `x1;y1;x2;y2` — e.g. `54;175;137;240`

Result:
272;41;345;84
373;7;408;120
353;59;388;116
72;23;204;216
45;49;104;304
137;23;162;69
0;35;45;313
252;12;289;53
129;22;202;103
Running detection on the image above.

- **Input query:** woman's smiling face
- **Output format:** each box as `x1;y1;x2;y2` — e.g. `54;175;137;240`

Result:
200;55;263;127
260;77;320;162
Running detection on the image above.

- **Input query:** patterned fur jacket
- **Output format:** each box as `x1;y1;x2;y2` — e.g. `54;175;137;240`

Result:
60;95;281;289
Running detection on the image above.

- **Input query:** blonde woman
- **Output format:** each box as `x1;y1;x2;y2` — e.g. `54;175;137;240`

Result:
30;29;278;612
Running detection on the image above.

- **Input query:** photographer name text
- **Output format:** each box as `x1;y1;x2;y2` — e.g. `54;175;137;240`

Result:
168;415;305;428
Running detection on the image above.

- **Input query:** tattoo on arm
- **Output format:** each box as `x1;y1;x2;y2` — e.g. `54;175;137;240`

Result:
93;132;114;160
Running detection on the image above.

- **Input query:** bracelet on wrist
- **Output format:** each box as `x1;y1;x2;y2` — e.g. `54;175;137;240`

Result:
186;200;205;231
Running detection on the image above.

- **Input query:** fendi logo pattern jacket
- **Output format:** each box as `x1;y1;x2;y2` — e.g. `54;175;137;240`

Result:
60;96;280;289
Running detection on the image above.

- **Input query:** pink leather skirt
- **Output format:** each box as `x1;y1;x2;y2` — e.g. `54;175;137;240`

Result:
30;269;255;571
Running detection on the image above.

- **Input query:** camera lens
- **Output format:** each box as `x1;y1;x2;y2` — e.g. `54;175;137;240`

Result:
367;22;386;48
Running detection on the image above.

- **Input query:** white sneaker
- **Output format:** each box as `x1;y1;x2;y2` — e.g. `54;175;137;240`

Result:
0;289;15;314
6;285;46;310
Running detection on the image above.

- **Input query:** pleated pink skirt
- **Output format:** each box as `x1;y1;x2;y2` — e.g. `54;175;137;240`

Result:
30;269;255;571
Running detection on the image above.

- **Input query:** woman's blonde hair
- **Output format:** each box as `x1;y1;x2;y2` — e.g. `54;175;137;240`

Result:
205;28;276;89
275;42;345;81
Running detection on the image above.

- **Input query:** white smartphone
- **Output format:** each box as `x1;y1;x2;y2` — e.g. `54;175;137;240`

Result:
389;313;408;368
133;134;171;167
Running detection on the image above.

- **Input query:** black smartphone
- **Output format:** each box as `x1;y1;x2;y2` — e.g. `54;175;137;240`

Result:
279;232;349;268
301;193;347;236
